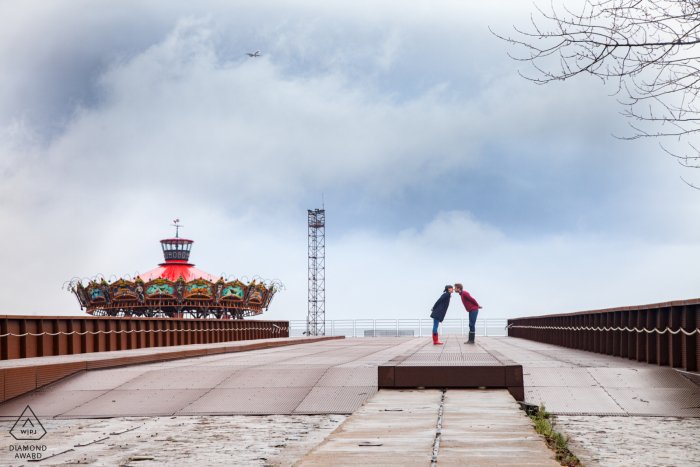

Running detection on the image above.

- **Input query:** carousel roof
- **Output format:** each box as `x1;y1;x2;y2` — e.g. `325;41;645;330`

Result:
65;221;284;319
140;260;217;282
139;231;217;282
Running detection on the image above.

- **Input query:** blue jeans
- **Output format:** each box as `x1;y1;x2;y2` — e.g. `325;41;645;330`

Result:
468;310;478;333
433;318;440;334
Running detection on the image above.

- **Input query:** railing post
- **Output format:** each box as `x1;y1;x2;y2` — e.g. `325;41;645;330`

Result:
647;308;657;364
682;304;697;371
636;309;647;362
658;306;670;366
628;310;637;360
670;305;683;368
620;310;629;358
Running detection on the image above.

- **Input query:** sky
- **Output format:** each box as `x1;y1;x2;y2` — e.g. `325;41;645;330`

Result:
2;0;700;323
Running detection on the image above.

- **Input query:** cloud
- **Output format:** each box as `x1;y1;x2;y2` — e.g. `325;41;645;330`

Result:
1;1;700;324
1;18;488;208
398;211;505;252
329;211;700;321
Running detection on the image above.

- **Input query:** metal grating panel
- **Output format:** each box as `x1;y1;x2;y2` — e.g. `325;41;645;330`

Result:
294;386;377;414
0;390;108;419
587;368;698;389
3;337;699;418
398;360;503;366
36;362;86;388
676;369;700;386
607;387;700;416
254;364;333;369
58;389;209;418
177;387;311;415
118;368;237;390
524;386;626;415
523;368;599;387
315;368;378;387
44;368;150;391
218;368;326;388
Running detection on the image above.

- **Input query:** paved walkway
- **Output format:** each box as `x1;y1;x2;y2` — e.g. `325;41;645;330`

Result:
0;337;426;419
482;337;700;416
1;336;699;466
0;336;697;418
0;336;340;403
296;389;560;467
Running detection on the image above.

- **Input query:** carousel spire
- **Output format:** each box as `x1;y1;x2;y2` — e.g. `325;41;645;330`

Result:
171;219;183;238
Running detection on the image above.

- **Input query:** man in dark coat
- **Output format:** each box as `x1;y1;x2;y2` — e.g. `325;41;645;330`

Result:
430;285;453;345
454;283;482;344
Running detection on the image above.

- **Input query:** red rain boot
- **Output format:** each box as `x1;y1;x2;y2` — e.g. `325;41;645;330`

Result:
433;332;443;345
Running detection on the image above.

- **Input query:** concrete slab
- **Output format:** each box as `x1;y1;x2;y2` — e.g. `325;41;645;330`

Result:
295;389;440;467
296;389;560;466
438;390;560;467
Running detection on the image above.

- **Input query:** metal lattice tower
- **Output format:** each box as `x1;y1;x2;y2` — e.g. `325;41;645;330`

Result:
307;209;325;336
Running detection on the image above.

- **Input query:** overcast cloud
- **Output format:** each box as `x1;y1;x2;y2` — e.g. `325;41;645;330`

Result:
2;0;700;322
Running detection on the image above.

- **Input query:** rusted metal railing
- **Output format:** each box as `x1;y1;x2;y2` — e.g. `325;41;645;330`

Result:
508;299;699;371
0;315;289;361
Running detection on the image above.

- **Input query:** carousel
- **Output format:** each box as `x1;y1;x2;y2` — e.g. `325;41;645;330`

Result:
65;222;283;319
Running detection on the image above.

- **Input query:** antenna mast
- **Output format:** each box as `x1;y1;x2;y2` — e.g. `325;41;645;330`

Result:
307;208;325;336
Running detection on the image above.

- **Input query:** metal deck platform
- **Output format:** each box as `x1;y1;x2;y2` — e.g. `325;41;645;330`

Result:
0;336;697;419
378;335;524;400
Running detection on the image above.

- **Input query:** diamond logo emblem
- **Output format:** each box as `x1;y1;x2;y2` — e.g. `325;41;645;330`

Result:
10;406;46;441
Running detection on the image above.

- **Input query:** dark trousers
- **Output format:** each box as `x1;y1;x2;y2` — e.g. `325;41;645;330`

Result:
468;310;478;333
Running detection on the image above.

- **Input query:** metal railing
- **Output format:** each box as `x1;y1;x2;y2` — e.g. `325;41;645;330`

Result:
508;299;700;372
288;319;508;337
0;316;289;360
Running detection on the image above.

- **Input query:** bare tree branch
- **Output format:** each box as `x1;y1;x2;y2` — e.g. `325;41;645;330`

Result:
495;0;700;143
495;0;700;185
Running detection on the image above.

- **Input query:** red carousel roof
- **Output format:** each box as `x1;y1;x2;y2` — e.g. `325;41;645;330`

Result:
139;260;217;282
140;230;217;282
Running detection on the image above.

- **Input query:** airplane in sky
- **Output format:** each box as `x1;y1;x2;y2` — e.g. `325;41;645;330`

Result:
246;51;261;57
